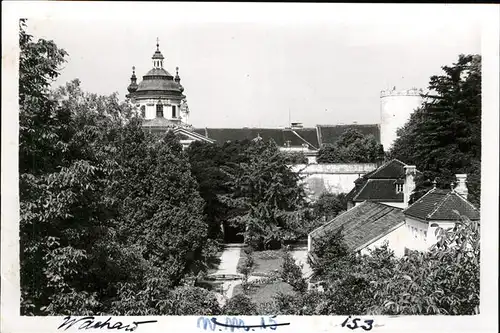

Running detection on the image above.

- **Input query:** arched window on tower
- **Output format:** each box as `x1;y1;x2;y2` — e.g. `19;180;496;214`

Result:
140;105;146;118
156;104;164;118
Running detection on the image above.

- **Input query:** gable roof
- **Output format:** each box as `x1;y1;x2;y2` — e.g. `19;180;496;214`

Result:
348;159;422;203
192;127;319;149
353;179;404;202
363;159;407;179
403;188;480;221
309;201;405;252
193;124;380;149
317;124;380;146
172;127;216;143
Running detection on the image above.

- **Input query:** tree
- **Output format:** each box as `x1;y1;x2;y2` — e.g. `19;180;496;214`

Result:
368;216;479;315
221;140;308;250
186;141;229;241
311;192;348;222
281;246;307;293
19;20;215;315
317;129;384;163
164;286;222;316
298;216;479;316
282;151;308;164
388;54;481;206
308;228;353;281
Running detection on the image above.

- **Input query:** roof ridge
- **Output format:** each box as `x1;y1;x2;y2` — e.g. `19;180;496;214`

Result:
309;201;369;237
352;179;371;201
290;130;318;150
426;190;452;219
368;159;405;178
376;201;404;210
316;125;322;147
316;124;379;127
451;190;480;212
403;187;438;214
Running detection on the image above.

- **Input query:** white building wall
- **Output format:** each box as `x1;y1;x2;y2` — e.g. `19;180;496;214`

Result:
291;163;378;198
360;223;408;257
405;217;430;252
405;217;456;251
380;88;423;151
135;98;183;121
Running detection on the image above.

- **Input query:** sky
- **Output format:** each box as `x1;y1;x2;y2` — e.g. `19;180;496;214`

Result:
21;3;482;128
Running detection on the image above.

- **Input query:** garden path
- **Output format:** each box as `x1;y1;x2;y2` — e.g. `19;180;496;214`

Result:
290;246;313;280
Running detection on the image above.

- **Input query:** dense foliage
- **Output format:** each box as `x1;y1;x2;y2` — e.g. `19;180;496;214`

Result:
388;54;481;206
280;247;307;293
311;192;348;222
223;294;259;315
296;216;479;315
317;129;384;164
19;21;215;315
188;139;309;250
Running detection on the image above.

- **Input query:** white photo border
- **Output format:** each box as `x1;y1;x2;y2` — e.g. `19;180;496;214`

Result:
2;2;498;333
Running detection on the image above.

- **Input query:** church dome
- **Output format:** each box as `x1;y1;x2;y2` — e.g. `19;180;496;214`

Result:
127;40;186;99
135;68;184;96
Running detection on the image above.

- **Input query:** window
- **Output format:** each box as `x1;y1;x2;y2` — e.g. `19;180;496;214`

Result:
156;104;163;117
172;105;176;118
396;184;403;193
140;105;146;118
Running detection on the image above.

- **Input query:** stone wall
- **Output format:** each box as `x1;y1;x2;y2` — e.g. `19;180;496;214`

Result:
291;163;378;199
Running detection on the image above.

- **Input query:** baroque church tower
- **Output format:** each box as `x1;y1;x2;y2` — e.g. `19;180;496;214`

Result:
126;39;214;147
126;39;192;129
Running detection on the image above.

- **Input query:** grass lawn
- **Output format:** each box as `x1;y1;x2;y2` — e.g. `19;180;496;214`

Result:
232;280;296;305
236;249;284;277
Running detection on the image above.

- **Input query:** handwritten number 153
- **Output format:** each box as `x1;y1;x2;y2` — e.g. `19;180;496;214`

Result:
341;316;374;331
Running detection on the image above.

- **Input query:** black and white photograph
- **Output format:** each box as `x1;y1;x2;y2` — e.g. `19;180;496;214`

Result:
1;2;499;333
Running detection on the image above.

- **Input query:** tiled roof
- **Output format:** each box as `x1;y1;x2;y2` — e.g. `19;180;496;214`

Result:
136;78;183;93
193;124;382;149
403;188;480;221
317;124;380;146
144;68;173;78
192;128;319;149
353;179;404;202
363;159;407;179
309;201;405;251
347;159;422;202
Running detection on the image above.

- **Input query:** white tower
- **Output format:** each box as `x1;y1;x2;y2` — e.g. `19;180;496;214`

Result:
380;87;423;151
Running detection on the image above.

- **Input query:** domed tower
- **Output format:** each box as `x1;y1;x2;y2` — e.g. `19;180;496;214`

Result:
126;39;190;127
380;87;424;151
127;66;138;94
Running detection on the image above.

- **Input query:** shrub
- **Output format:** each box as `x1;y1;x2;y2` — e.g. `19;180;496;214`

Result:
280;247;307;293
223;294;258;315
164;286;222;315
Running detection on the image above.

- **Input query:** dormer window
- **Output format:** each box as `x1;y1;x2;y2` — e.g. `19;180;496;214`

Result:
156;104;164;118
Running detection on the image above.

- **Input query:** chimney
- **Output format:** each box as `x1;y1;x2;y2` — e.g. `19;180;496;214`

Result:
403;165;416;207
455;174;468;200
